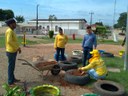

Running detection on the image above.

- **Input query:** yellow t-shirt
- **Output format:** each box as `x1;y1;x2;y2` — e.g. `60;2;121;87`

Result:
81;58;107;76
54;34;68;48
5;27;19;53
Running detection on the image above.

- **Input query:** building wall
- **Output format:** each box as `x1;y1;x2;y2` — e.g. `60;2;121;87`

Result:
18;20;87;35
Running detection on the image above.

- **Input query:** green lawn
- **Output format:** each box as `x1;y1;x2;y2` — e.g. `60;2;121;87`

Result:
0;35;123;48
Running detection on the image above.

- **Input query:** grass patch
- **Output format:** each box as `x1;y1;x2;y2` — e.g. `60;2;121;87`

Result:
36;36;123;44
98;39;123;45
0;36;38;48
0;34;123;48
37;36;83;44
103;56;124;68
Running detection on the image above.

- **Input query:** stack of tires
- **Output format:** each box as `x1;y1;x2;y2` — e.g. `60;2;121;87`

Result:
68;56;82;64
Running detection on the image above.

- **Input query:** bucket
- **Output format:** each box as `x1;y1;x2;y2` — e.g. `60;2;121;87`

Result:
72;50;83;56
119;50;125;56
30;84;60;96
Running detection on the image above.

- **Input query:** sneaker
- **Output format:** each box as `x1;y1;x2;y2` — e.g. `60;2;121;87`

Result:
14;79;21;82
9;83;16;87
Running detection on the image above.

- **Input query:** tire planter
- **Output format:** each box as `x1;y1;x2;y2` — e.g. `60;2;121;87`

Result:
64;69;90;85
58;61;77;71
69;56;82;64
51;65;61;76
93;80;125;96
82;93;100;96
30;84;60;96
101;52;114;57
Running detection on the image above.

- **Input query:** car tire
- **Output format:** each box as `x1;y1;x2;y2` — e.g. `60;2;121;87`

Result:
69;56;82;64
51;65;61;76
58;61;77;71
64;69;90;85
93;80;125;96
101;52;114;57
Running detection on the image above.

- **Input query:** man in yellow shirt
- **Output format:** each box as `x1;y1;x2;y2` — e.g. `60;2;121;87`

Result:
54;27;68;62
5;18;21;86
78;49;108;80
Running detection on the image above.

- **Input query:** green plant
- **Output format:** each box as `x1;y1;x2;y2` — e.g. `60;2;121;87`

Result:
48;30;54;38
95;26;108;40
2;83;26;96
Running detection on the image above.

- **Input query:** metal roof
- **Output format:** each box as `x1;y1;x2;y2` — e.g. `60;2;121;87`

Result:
30;19;87;23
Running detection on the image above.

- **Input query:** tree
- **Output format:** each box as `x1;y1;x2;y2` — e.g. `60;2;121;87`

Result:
15;15;25;23
48;15;57;30
114;12;127;29
95;22;103;26
0;9;14;21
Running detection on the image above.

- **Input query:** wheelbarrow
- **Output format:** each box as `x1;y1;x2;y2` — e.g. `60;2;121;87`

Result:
18;59;61;77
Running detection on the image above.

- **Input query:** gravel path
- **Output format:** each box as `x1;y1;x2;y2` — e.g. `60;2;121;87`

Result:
0;43;124;95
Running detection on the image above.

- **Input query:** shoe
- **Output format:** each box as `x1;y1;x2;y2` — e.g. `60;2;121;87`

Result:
9;83;16;87
14;79;21;82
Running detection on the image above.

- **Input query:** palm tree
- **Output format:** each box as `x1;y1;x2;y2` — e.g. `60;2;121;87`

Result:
48;15;57;30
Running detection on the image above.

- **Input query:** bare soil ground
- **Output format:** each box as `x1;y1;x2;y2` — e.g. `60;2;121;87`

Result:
0;43;124;95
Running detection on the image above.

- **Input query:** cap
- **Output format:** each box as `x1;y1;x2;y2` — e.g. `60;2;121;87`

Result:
5;18;16;26
90;49;99;54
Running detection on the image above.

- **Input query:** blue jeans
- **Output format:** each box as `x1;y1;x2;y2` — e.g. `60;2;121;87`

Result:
6;52;17;84
56;47;65;62
82;47;92;66
88;69;106;80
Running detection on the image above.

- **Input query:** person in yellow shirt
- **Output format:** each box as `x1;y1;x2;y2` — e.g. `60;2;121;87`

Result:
78;49;108;80
5;18;21;86
54;27;68;62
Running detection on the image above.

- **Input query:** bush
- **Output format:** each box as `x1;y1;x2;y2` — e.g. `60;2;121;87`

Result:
95;26;108;39
49;30;54;38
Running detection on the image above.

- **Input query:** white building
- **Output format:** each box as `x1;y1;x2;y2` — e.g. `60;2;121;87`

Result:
17;19;87;35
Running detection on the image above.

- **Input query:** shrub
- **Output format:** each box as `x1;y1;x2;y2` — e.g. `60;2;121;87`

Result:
49;30;54;38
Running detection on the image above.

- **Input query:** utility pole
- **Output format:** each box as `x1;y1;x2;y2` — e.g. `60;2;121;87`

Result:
36;4;39;35
112;0;118;42
124;6;128;71
89;12;94;25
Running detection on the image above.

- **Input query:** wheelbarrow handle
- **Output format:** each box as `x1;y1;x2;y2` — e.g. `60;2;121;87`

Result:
18;58;31;65
18;59;42;74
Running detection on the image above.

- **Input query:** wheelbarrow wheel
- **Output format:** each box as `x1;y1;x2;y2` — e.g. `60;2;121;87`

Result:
51;65;61;76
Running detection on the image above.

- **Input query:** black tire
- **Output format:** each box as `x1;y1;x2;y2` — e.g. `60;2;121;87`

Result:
101;52;114;57
58;61;77;71
69;56;82;64
64;69;90;85
51;65;61;76
93;80;125;96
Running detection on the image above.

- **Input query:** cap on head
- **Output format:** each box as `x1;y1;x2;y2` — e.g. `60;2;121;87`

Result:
5;18;16;26
90;49;99;55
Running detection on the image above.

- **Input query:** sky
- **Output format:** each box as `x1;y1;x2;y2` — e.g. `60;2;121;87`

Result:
0;0;127;26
